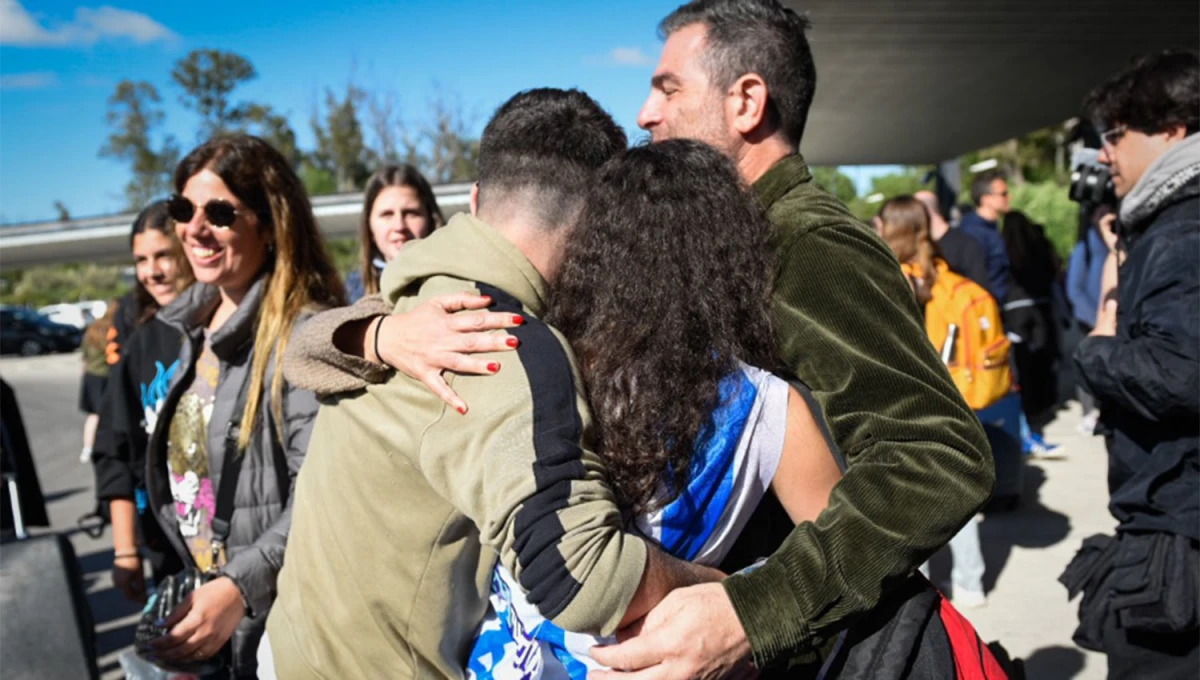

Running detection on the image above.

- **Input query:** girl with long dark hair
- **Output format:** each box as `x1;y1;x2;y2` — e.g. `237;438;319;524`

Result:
345;164;444;301
94;200;196;607
467;140;844;674
1002;210;1063;438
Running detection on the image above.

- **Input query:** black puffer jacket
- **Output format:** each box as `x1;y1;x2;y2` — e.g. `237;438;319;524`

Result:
1074;135;1199;540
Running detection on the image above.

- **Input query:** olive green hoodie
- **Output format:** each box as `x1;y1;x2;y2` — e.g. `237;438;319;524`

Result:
268;214;648;679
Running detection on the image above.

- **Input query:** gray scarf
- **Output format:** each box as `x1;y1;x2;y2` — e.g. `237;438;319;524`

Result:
1119;133;1200;229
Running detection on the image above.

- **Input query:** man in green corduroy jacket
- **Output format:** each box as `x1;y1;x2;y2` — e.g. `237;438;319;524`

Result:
589;1;994;676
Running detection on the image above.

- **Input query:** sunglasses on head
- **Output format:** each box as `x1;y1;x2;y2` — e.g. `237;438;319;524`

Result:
167;194;240;229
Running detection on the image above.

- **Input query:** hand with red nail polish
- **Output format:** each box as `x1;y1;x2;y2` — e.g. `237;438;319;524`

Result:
369;291;523;413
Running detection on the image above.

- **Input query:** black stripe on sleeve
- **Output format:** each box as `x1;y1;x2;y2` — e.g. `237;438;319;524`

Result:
477;283;586;620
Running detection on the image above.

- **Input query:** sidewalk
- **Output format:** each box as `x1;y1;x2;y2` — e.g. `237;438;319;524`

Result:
930;401;1112;679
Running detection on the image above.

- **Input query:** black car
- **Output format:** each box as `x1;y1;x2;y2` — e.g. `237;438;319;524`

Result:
0;307;83;356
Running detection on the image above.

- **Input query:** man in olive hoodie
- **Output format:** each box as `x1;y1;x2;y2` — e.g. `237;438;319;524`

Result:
267;89;716;679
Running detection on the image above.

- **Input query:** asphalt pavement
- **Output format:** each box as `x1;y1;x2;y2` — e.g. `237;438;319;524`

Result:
1;351;143;679
0;351;1113;679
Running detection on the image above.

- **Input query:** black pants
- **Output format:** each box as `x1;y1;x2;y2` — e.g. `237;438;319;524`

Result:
1075;321;1097;414
1012;342;1058;430
1103;611;1200;679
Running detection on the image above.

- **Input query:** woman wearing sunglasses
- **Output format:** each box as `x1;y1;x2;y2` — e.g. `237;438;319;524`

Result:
345;164;444;302
140;134;343;677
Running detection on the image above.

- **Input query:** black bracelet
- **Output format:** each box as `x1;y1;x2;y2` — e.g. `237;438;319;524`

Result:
372;316;394;370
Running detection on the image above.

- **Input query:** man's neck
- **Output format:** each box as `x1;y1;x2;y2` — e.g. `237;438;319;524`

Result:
930;219;949;241
736;136;795;185
477;206;563;283
976;207;998;223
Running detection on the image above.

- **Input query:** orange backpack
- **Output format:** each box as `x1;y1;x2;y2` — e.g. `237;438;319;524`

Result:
903;259;1012;410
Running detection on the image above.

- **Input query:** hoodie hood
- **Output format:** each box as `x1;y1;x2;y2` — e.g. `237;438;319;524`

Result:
157;273;269;359
378;213;549;317
1119;133;1200;230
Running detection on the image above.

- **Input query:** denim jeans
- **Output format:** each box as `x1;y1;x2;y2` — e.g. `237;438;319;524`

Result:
920;516;985;595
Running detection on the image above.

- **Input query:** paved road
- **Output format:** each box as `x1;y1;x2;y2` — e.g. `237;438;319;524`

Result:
1;351;142;679
1;352;1113;679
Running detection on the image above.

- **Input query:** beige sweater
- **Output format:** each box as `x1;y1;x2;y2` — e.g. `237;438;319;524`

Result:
269;215;647;679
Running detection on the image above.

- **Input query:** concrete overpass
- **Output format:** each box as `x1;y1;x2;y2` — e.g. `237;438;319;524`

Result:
0;184;472;269
2;0;1196;268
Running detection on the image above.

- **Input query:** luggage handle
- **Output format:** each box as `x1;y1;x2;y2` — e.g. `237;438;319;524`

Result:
1;404;27;540
4;473;26;540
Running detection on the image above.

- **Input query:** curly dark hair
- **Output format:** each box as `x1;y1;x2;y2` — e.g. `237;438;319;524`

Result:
548;139;778;515
1083;49;1199;135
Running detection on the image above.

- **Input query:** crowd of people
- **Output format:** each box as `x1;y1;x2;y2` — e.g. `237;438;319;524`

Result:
67;1;1195;678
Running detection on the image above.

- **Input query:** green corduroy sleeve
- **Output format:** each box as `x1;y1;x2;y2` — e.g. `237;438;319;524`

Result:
723;220;994;667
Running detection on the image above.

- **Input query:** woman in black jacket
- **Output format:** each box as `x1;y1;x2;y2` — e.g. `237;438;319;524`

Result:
1002;210;1062;432
93;200;194;601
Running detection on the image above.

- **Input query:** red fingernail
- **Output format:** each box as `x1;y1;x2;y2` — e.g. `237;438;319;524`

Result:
481;295;492;303
487;362;500;373
506;337;519;348
512;315;524;325
456;405;467;415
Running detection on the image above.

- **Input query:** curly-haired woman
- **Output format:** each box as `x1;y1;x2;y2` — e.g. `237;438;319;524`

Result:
448;140;837;674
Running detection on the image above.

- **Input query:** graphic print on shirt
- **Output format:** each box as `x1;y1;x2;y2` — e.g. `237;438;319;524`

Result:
140;359;181;435
166;340;224;572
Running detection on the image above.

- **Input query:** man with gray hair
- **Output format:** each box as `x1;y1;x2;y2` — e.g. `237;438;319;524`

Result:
591;1;993;677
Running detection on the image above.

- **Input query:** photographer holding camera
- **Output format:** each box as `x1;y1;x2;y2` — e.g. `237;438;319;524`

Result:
1062;49;1199;679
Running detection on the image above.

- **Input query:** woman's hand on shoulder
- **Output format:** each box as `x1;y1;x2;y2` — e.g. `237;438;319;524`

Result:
373;292;524;414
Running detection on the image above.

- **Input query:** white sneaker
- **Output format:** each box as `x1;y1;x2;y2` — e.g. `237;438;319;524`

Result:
1076;411;1100;436
953;589;988;608
79;447;92;464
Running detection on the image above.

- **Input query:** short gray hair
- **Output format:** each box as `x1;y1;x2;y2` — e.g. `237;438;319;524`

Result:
660;0;816;145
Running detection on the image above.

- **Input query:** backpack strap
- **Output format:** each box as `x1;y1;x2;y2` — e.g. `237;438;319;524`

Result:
209;355;255;571
785;377;847;474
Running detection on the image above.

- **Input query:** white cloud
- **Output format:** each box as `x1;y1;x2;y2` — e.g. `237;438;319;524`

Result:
608;47;654;66
586;47;655;68
0;0;176;47
0;71;59;89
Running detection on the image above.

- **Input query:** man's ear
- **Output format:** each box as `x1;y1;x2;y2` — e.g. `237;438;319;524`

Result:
469;182;480;216
1163;123;1189;143
728;73;771;137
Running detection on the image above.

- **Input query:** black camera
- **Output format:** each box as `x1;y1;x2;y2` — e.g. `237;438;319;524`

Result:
1068;148;1117;207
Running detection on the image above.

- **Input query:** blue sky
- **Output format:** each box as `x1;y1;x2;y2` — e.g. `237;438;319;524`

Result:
0;0;898;224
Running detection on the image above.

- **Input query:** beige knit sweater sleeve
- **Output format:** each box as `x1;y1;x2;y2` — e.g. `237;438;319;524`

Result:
283;294;394;396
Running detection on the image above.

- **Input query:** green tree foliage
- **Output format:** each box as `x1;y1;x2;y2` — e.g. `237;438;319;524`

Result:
963;122;1073;187
810;166;857;204
245;103;302;169
1;264;128;307
171;49;258;139
99;80;180;210
1009;180;1080;261
312;84;370;192
298;163;337;198
422;93;480;183
363;88;479;184
365;92;423;168
325;237;360;277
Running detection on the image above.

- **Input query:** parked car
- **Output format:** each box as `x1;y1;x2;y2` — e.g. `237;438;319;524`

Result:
0;307;83;356
37;303;96;330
